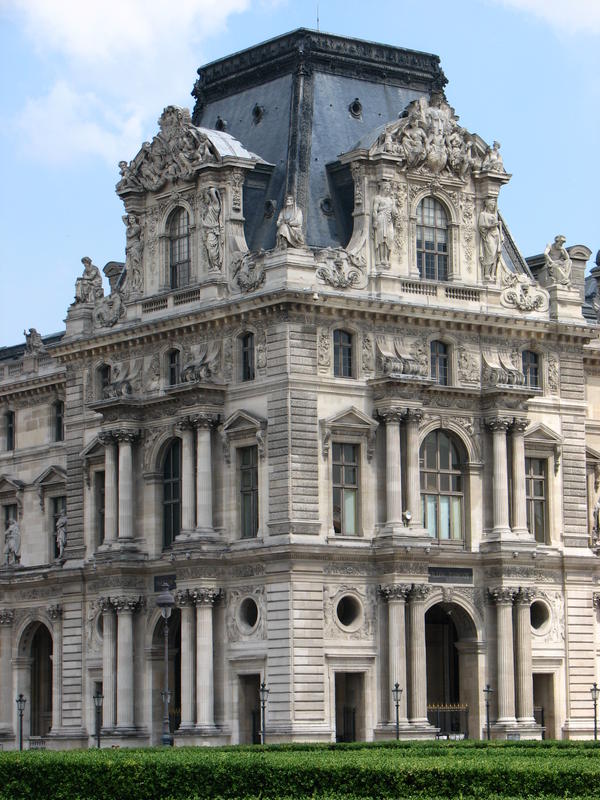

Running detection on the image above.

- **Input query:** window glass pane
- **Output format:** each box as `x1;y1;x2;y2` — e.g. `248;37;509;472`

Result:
425;472;437;490
332;465;341;484
534;501;545;543
332;443;342;461
439;496;450;539
332;487;341;533
424;437;437;468
344;466;357;486
439;473;450;492
439;433;450;469
451;497;462;540
344;444;356;464
426;495;437;537
343;489;357;535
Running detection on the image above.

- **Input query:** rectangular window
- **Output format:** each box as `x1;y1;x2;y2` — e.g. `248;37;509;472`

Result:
525;457;546;543
5;411;15;451
95;471;105;546
240;445;259;538
4;504;17;529
332;443;358;535
241;334;255;382
54;401;64;442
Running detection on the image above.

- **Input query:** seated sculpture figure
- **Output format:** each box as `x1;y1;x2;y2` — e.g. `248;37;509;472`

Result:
75;257;103;304
544;235;572;287
276;195;305;248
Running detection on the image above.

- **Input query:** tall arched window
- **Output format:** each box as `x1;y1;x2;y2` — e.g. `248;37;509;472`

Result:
430;340;449;385
168;208;190;289
522;350;539;388
416;197;448;281
333;330;353;378
420;430;463;540
163;439;181;548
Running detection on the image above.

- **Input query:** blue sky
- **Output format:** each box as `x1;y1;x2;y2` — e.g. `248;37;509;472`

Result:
0;0;598;346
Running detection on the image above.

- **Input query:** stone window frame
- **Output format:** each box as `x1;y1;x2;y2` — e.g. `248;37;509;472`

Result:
164;346;182;387
522;423;562;547
0;475;24;525
409;189;459;282
162;436;182;549
80;437;105;553
239;331;256;383
33;466;67;563
159;199;197;292
333;328;355;379
521;348;541;390
53;399;65;443
95;362;112;400
419;427;466;542
4;409;15;451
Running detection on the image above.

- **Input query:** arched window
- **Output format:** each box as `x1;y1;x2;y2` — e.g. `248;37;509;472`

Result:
522;350;539;388
168;208;190;289
420;430;463;540
333;330;353;378
240;332;255;382
163;439;181;548
430;340;449;385
167;349;180;386
416;197;448;281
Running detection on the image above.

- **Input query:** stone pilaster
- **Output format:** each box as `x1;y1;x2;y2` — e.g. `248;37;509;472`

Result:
99;598;116;729
511;419;529;536
114;596;142;729
405;410;423;527
514;588;535;722
490;587;517;725
0;610;15;735
193;588;221;728
99;433;118;543
486;418;511;535
379;584;409;723
407;583;430;724
176;591;195;729
47;604;63;732
380;411;404;527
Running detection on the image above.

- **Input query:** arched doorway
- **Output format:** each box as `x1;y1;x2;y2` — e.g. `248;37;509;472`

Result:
151;610;181;743
425;602;480;739
18;622;53;742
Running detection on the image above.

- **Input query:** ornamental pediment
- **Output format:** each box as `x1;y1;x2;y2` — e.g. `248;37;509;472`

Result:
524;423;562;446
319;407;378;461
221;409;266;437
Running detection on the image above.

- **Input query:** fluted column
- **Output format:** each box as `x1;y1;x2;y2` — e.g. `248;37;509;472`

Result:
405;410;423;526
490;588;517;724
99;598;116;728
99;433;118;543
116;431;138;540
176;422;196;533
380;412;404;527
407;584;430;724
177;592;195;729
511;419;529;536
0;610;15;734
379;585;409;723
115;597;140;728
48;605;63;732
194;588;221;728
514;588;535;722
195;416;214;531
486;418;511;535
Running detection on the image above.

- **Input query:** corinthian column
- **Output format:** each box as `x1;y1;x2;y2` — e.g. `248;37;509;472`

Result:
407;584;430;724
380;412;404;527
405;410;423;527
176;421;196;533
511;419;529;536
177;591;195;729
48;604;63;732
379;585;409;723
116;431;139;540
0;610;15;734
490;587;517;725
99;433;118;543
194;588;221;728
115;597;140;729
486;418;511;535
514;588;535;722
99;598;116;729
195;416;214;532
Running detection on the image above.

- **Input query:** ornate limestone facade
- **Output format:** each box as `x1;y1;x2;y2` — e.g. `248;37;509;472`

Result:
0;29;599;748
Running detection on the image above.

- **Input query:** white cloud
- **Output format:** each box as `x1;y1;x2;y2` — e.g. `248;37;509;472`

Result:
491;0;600;35
6;0;251;165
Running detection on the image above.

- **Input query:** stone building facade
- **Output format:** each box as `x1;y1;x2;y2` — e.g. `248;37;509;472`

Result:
0;30;599;747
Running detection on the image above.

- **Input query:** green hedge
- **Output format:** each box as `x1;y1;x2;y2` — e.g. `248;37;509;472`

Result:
2;741;600;800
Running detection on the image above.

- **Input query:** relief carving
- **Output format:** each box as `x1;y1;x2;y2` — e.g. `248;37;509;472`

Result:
226;585;265;642
324;585;376;640
315;249;366;289
232;252;265;293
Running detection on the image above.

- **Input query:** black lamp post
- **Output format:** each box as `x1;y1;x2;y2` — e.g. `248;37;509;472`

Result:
591;682;599;741
391;683;403;740
156;582;175;746
483;684;493;741
259;681;269;745
16;694;26;751
93;691;104;748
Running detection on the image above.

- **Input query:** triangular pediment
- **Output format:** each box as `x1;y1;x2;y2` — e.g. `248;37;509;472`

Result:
0;475;25;495
80;437;105;460
524;423;562;445
33;465;67;487
323;406;378;433
221;409;266;436
587;445;600;464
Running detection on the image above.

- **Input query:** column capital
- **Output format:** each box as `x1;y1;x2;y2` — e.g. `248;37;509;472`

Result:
176;417;196;432
408;583;431;602
0;608;15;625
98;431;117;446
489;586;517;605
177;413;219;432
594;592;600;610
377;409;405;424
485;417;512;432
47;604;63;620
514;587;535;605
405;408;424;425
113;428;141;444
175;589;194;606
113;595;145;614
378;583;410;602
97;596;116;613
511;418;529;434
193;587;223;606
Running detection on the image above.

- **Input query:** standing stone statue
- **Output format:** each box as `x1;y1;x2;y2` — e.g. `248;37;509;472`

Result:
75;257;104;304
200;187;223;271
4;518;21;566
544;235;572;287
55;513;67;560
371;181;397;267
124;214;143;293
276;195;305;248
478;198;503;281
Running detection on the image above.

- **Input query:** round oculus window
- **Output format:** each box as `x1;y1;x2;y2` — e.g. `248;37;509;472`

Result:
335;594;363;630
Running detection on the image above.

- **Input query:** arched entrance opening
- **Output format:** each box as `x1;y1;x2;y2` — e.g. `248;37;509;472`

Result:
425;602;480;739
151;610;181;743
18;621;53;741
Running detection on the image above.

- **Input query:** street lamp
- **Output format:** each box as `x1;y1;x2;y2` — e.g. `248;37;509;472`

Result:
483;684;493;741
391;683;403;740
93;691;104;749
591;682;599;741
259;681;269;745
156;582;175;746
16;694;26;751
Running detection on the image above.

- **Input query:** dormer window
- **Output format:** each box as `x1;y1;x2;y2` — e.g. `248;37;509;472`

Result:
522;350;539;388
169;208;190;289
241;333;255;382
417;197;448;281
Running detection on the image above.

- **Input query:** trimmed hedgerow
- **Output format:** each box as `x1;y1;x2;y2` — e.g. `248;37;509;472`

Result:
1;741;600;800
